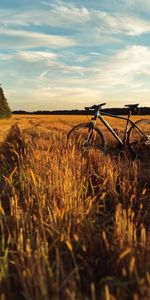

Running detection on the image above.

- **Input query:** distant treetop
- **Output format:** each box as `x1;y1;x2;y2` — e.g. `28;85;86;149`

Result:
0;85;11;118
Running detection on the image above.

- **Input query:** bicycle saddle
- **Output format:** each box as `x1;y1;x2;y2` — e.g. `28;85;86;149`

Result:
124;104;139;109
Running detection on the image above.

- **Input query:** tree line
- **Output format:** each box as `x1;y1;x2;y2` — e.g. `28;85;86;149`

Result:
13;107;150;115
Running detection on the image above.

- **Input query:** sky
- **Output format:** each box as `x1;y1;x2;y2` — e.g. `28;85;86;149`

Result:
0;0;150;111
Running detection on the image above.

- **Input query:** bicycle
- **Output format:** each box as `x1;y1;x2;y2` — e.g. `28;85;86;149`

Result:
67;103;150;157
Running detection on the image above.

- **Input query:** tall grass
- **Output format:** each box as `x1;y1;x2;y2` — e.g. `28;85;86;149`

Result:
0;116;150;300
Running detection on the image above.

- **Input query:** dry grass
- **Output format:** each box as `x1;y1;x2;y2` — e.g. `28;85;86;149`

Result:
0;114;150;300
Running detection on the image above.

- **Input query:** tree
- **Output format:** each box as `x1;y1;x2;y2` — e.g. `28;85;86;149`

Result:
0;85;11;118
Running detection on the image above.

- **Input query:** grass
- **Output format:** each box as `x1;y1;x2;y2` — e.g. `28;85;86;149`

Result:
0;114;150;300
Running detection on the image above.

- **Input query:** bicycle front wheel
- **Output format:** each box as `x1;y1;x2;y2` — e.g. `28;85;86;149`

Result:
67;123;105;153
128;119;150;157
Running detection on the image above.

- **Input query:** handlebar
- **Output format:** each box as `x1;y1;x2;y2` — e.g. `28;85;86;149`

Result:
84;102;106;111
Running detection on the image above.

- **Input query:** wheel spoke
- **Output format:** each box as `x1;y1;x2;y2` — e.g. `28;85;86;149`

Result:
67;123;105;154
128;119;150;157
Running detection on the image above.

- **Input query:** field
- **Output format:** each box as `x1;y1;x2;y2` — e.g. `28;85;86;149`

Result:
0;114;150;300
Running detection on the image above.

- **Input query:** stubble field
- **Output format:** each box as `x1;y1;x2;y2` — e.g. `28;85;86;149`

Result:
0;114;150;300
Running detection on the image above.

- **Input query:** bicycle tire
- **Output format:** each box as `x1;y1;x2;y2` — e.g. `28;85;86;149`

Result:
127;119;150;157
67;122;106;153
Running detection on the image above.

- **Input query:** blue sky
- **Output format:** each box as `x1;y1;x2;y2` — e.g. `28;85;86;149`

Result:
0;0;150;111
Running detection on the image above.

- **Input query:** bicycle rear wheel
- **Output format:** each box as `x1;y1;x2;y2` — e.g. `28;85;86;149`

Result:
67;122;105;153
128;119;150;157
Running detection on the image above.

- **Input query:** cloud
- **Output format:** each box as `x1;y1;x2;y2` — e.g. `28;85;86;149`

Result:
97;45;150;87
8;86;102;110
0;53;14;60
0;28;76;49
1;1;150;38
0;1;150;110
96;12;150;36
0;50;62;63
17;50;60;61
0;2;90;27
123;0;150;10
2;45;150;110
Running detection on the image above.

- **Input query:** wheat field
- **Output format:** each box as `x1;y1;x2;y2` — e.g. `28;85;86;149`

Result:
0;114;150;300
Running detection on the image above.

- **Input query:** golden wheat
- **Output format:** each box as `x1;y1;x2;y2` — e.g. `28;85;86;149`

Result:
0;114;150;300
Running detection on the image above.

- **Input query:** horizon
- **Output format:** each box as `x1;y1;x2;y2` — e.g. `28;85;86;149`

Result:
12;104;150;113
0;0;150;111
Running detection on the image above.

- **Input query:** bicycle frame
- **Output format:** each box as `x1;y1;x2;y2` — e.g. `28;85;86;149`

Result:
93;110;147;146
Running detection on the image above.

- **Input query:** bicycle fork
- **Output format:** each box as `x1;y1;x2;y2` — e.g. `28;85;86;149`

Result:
122;113;131;144
83;123;95;148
